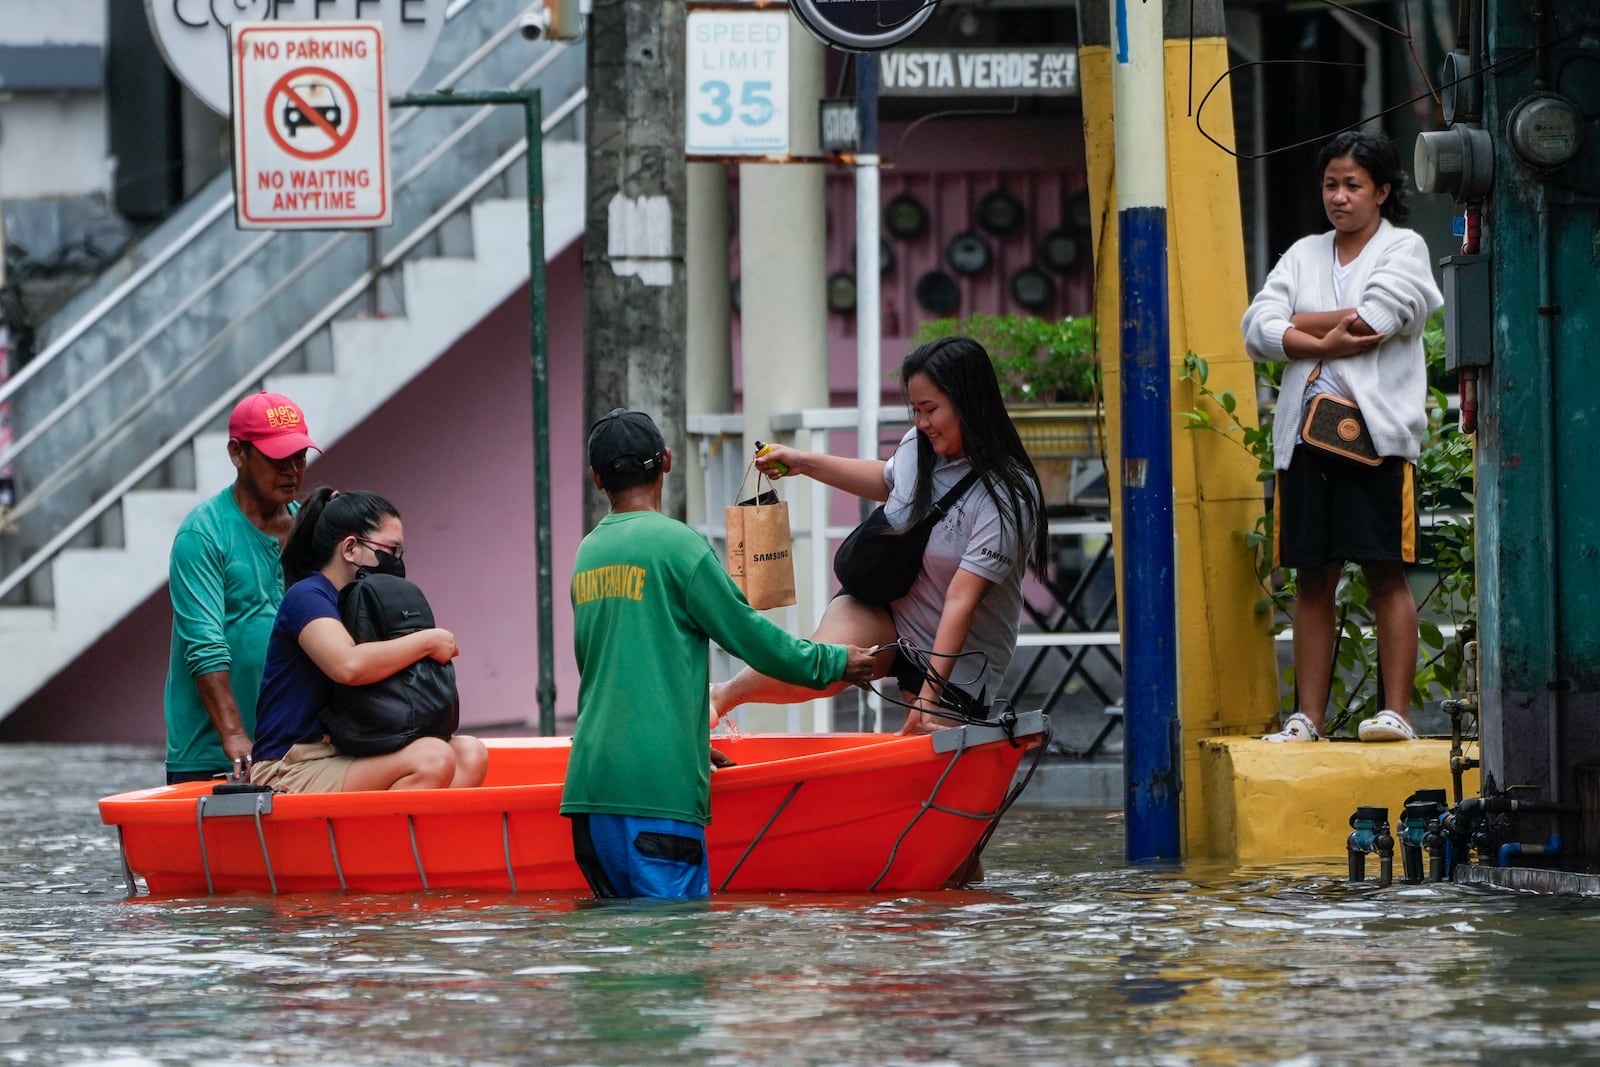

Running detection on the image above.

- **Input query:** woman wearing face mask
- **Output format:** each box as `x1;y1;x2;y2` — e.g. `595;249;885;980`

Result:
249;488;488;793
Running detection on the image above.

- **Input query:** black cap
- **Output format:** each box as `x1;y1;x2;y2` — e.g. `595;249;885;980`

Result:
587;408;666;475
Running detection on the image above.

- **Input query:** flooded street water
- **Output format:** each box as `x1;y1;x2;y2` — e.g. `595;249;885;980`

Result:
6;743;1600;1065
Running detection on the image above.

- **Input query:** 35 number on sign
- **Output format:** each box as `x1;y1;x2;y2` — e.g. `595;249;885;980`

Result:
693;80;775;128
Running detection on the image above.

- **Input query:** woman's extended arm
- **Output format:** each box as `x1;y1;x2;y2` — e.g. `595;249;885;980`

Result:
899;568;995;734
755;442;889;502
297;617;458;686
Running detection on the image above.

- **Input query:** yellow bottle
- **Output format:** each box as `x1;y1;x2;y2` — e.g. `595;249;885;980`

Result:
754;441;789;476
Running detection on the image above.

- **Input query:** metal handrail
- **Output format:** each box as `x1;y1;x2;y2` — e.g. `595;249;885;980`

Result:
0;85;586;604
0;42;574;514
0;0;496;412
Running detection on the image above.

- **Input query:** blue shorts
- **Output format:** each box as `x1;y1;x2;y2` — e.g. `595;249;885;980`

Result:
569;813;710;900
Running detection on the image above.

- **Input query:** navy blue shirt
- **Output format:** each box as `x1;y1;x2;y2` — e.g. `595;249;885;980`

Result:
253;573;341;761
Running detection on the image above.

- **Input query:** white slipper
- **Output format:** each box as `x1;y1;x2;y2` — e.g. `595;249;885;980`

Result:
1358;709;1416;742
1262;711;1320;742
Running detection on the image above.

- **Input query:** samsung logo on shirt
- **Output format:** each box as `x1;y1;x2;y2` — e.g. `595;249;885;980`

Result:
977;546;1013;568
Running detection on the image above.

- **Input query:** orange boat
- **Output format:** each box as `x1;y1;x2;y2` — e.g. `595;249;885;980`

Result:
98;712;1048;897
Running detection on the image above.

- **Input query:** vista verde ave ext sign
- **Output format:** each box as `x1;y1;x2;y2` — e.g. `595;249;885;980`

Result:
879;48;1080;96
230;21;392;229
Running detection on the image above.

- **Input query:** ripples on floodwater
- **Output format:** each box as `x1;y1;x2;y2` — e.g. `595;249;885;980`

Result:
5;743;1600;1065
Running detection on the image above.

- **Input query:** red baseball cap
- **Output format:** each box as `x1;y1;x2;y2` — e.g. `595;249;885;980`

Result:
228;392;321;460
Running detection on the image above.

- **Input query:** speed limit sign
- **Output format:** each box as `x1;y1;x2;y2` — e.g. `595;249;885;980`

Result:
686;10;789;156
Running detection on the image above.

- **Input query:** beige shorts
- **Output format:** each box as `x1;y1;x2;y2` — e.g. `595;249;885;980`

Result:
250;740;355;794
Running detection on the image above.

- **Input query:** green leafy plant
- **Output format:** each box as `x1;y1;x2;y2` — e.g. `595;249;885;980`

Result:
1179;311;1475;734
912;313;1099;404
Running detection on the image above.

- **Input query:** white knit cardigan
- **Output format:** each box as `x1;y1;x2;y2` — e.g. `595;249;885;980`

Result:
1241;219;1444;469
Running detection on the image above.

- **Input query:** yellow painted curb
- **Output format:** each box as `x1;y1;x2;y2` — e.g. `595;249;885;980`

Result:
1198;738;1479;861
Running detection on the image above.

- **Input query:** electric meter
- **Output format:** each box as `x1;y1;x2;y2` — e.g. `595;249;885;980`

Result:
1507;93;1583;170
1414;125;1495;203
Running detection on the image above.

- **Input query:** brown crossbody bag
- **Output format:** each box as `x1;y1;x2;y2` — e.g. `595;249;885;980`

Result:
1299;361;1382;467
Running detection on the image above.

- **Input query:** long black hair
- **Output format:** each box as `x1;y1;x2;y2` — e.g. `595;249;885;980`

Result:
900;336;1050;578
1316;129;1411;224
281;488;400;587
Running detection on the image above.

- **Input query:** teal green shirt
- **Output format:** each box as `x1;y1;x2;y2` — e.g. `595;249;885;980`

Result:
561;510;847;826
163;487;290;776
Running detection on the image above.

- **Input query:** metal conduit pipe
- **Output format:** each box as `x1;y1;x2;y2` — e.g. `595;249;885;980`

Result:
1523;0;1566;814
1440;794;1578;875
1536;180;1563;807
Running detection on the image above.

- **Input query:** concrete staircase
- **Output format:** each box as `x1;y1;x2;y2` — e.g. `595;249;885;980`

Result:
0;142;585;719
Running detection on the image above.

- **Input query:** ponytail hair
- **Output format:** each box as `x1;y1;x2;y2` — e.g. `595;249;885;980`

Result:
281;488;400;586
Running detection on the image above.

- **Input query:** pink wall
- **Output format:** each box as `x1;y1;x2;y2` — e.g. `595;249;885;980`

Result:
730;116;1093;403
1;243;588;743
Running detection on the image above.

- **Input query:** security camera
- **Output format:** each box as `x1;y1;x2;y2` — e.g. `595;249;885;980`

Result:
518;0;583;41
518;1;548;40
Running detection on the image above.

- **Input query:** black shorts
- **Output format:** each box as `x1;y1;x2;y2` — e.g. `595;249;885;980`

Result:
1274;445;1418;569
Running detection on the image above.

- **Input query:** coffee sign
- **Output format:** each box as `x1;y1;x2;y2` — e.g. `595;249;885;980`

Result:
789;0;936;54
145;0;447;115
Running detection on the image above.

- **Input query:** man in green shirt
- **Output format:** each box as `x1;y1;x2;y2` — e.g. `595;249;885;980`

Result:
164;392;319;783
561;409;876;899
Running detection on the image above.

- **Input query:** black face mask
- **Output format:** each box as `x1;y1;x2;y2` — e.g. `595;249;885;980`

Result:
360;550;406;580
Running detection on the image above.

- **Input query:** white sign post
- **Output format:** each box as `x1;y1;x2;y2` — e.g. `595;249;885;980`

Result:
685;10;789;157
230;21;392;230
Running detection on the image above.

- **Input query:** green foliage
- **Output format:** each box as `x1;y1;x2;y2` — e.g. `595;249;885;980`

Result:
1179;311;1475;734
911;313;1099;404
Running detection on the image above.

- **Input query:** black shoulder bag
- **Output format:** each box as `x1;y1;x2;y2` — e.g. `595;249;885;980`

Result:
833;471;981;605
320;572;460;757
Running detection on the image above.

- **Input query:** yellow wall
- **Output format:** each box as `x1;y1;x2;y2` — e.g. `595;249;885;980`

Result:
1078;38;1280;858
1199;739;1480;861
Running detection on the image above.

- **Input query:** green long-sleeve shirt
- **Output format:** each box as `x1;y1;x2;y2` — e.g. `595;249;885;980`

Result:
561;510;846;826
163;487;289;776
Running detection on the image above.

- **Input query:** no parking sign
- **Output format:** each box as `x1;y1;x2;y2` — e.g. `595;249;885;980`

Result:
230;21;391;230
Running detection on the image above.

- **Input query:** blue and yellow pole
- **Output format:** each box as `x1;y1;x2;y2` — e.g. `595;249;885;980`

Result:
1078;0;1276;860
1113;0;1180;861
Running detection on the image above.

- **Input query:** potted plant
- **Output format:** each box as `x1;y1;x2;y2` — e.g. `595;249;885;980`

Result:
913;313;1098;403
912;313;1103;505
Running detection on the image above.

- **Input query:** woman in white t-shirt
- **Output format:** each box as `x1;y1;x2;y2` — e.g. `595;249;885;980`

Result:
1241;130;1443;744
710;336;1049;735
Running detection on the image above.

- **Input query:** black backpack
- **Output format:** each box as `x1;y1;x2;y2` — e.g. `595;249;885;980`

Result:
319;572;460;757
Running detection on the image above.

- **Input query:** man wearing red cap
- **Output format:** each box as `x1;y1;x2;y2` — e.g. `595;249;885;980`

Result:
163;392;320;783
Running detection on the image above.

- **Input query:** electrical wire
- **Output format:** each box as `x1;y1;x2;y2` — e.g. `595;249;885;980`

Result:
862;636;999;727
1193;25;1588;163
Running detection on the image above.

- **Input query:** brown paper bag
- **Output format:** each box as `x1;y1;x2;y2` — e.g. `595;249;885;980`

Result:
725;471;796;610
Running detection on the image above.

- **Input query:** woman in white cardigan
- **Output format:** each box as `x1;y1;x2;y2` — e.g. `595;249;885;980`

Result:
1241;130;1443;744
